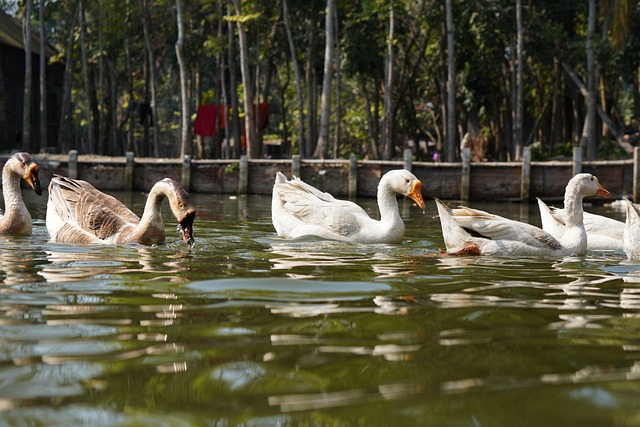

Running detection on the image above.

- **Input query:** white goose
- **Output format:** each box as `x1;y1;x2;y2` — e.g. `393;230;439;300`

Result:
435;173;610;256
538;198;623;250
46;175;196;245
623;199;640;260
272;169;426;244
0;152;42;234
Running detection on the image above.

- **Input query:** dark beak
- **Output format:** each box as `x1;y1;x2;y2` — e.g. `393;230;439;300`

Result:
26;167;42;196
178;210;196;246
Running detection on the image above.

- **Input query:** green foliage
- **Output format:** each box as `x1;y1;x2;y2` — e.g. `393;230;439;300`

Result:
23;0;640;159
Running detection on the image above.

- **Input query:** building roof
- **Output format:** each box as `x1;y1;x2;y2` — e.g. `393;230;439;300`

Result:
0;8;57;57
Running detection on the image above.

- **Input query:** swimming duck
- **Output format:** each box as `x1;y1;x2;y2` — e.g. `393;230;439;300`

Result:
0;152;42;234
537;198;623;250
272;169;426;243
46;175;195;245
436;173;610;256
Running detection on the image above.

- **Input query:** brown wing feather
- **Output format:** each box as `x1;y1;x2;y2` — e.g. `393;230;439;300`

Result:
50;176;139;240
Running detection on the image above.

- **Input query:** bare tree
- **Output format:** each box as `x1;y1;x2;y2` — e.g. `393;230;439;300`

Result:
140;0;160;157
313;0;335;158
332;3;341;159
232;0;258;158
513;0;523;160
38;0;46;151
78;0;95;152
58;3;77;152
305;4;319;157
445;0;456;161
584;0;597;160
175;0;190;158
381;0;394;160
22;0;33;151
282;0;305;157
227;3;242;158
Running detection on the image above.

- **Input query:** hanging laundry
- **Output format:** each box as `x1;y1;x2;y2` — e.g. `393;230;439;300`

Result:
194;105;217;136
194;105;227;136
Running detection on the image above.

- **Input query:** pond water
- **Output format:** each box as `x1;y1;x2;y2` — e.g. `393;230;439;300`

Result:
1;190;640;426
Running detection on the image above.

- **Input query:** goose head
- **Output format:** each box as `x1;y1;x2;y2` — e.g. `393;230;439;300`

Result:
383;169;427;212
566;173;610;198
160;178;196;246
8;152;42;195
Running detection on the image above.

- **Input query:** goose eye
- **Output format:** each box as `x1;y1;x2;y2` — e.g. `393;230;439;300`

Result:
405;179;410;184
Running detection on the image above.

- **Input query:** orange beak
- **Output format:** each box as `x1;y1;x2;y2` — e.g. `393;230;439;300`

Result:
407;180;427;213
596;182;611;197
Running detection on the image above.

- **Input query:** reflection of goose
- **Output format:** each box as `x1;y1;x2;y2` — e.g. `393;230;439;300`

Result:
38;245;191;283
272;169;426;243
538;199;623;250
46;176;196;245
435;174;610;256
0;152;42;234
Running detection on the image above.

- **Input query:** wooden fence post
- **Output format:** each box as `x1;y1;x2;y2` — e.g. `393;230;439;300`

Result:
572;146;582;176
634;146;640;202
238;155;249;194
403;148;412;172
182;155;191;191
124;151;134;192
461;147;471;201
68;150;78;179
292;154;301;177
520;146;531;201
349;153;358;198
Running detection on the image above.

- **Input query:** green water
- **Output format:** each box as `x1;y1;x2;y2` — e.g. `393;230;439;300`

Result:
1;191;639;426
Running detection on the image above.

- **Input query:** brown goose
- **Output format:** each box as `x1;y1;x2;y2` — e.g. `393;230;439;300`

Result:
0;152;42;234
46;176;195;245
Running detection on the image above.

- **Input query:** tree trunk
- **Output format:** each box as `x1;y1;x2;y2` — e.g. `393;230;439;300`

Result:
282;0;305;157
97;0;104;154
513;0;523;160
217;1;230;159
227;3;241;158
0;54;7;147
313;0;335;159
39;0;46;151
78;0;95;153
232;0;258;159
58;3;76;152
305;4;319;157
332;3;341;160
175;0;191;158
123;0;134;154
445;0;456;161
635;67;640;121
585;0;597;160
139;0;159;157
22;0;33;151
562;62;633;154
381;0;394;160
359;76;379;159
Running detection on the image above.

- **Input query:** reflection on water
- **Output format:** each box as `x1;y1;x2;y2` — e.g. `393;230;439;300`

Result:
1;193;640;425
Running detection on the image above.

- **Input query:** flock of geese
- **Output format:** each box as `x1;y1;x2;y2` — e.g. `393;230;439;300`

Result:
3;151;640;260
2;152;195;246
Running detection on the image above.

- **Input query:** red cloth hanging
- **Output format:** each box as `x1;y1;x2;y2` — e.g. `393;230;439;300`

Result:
240;102;271;139
256;102;269;131
194;105;216;136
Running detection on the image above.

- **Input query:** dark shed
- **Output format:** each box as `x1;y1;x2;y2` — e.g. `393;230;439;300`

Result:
0;8;64;152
